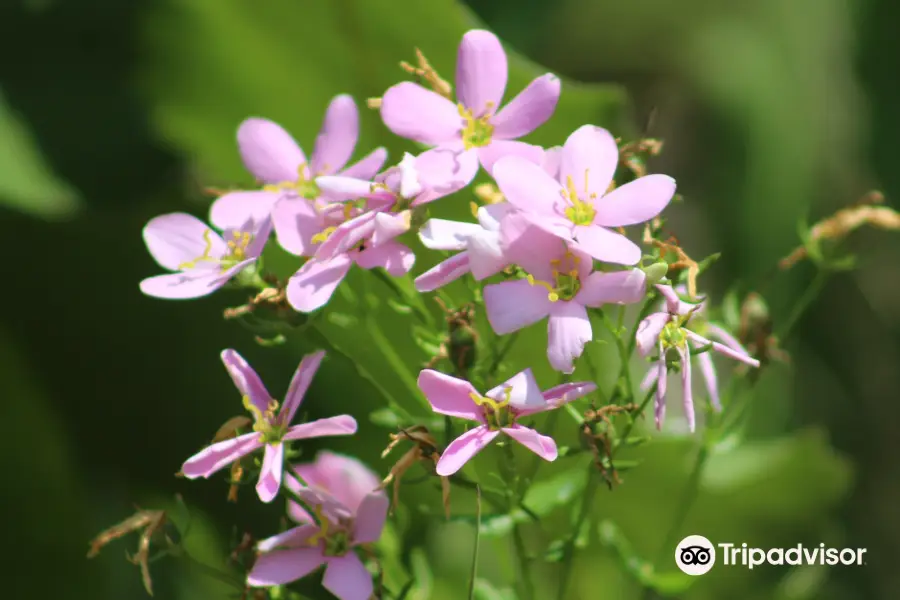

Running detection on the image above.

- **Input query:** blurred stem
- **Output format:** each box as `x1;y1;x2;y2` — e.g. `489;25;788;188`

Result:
602;309;634;402
777;269;829;341
500;443;536;600
370;269;436;329
652;444;709;566
467;485;482;600
485;331;519;386
168;545;244;590
556;465;599;600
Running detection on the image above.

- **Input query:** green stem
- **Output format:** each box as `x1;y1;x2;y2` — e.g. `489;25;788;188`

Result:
484;332;519;386
370;269;436;329
467;486;482;600
556;466;599;600
776;269;829;341
513;524;536;600
602;310;634;402
653;444;709;565
364;315;425;408
612;381;657;458
169;547;244;590
500;443;535;600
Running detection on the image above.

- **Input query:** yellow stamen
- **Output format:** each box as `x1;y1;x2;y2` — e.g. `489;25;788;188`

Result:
311;227;337;245
459;103;495;150
305;505;331;545
526;275;560;302
469;386;513;411
561;173;597;226
177;229;218;270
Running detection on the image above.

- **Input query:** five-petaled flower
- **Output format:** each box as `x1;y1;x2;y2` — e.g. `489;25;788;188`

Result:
380;29;560;185
635;284;761;431
140;213;271;299
181;350;357;502
418;368;596;475
493;124;676;265
248;453;387;600
485;213;647;373
209;95;387;232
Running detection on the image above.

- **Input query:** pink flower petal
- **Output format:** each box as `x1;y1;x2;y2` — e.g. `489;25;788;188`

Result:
517;381;596;416
411;146;479;205
287;500;315;525
493;156;565;218
181;432;261;478
414;252;471;292
640;364;659;393
595;174;676;227
483;279;553;335
238;118;306;184
247;547;324;587
315;211;378;261
576;268;647;307
467;230;507;280
542;146;562;179
293;452;381;514
286;254;353;313
547;301;592;374
572;225;642;265
695;351;721;411
486;368;543;413
679;345;695;432
380;82;462;145
272;198;325;257
311;95;359;176
371;211;412;246
220;349;273;413
559;125;618;201
476;203;513;231
143;212;227;271
279;350;325;425
655;284;694;315
355;241;415;276
685;331;760;368
257;524;319;553
477;140;544;175
139;270;232;299
316;175;375;198
282;415;358;442
503;424;558;461
635;313;670;357
655;344;668;430
209;190;281;230
706;323;750;355
492;74;561;140
435;426;500;476
499;211;568;281
339;147;388;181
323;553;373;600
418;219;482;251
256;443;285;502
417;369;483;421
456;30;507;116
353;492;389;544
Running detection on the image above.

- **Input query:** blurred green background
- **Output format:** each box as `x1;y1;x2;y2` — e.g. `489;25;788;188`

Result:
2;0;898;598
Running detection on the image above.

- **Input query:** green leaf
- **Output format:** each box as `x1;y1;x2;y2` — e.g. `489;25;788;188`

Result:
598;520;696;596
0;92;81;220
479;465;589;537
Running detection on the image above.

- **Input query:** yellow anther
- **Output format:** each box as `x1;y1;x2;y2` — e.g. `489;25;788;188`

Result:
241;395;265;425
459;103;494;150
469;201;480;220
526;274;560;302
469;386;512;411
305;505;331;546
311;227;337;245
177;229;218;270
342;203;353;220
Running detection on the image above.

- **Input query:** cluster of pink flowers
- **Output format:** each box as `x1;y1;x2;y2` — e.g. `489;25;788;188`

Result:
142;28;760;599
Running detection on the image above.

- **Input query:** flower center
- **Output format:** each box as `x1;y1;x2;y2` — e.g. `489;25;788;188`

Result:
459;103;494;150
264;163;321;200
524;251;582;302
241;395;287;444
560;172;597;226
310;202;357;245
178;229;254;272
470;386;514;430
305;506;351;557
659;320;688;351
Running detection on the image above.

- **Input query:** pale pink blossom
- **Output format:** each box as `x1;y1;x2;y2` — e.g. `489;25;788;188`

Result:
492;125;676;265
414;203;513;292
209;95;387;231
485;213;647;373
140;213;271;299
181;350;357;503
635;284;760;431
248;455;387;600
379;30;559;186
419;368;595;475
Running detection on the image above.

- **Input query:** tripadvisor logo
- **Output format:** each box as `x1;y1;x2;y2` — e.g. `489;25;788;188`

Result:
675;536;868;574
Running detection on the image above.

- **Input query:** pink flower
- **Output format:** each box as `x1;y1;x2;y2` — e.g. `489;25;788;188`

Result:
379;30;560;184
492;125;676;265
248;457;387;600
414;203;513;292
419;368;595;475
140;213;271;299
484;213;647;373
635;285;760;431
285;452;382;525
181;350;357;503
209;95;387;231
